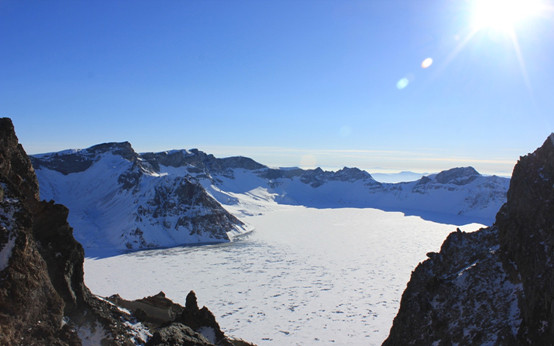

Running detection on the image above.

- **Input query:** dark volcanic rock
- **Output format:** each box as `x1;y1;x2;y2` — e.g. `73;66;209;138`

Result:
0;118;141;345
0;118;40;203
109;291;252;346
384;135;554;345
147;323;212;346
0;118;80;345
496;134;554;343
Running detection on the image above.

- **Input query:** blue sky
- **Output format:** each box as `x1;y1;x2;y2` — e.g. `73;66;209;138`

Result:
1;1;553;175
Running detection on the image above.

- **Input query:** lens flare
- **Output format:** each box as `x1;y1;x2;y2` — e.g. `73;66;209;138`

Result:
396;78;410;90
421;57;433;69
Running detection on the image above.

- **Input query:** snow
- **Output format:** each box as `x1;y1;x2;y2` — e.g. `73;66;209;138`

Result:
33;147;508;255
123;320;152;344
76;321;109;346
371;171;427;183
198;326;216;344
85;205;482;345
35;153;251;254
197;166;507;226
0;193;19;272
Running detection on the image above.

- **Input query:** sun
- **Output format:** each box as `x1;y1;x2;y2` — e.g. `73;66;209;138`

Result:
471;0;544;32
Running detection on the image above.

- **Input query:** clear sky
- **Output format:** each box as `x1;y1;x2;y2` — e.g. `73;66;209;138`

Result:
1;0;553;175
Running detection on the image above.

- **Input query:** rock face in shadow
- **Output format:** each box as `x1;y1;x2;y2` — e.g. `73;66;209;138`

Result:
0;118;252;345
496;133;554;343
0;117;84;345
383;134;554;345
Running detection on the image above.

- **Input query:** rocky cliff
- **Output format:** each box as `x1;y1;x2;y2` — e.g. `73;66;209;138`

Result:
383;134;554;345
0;118;252;345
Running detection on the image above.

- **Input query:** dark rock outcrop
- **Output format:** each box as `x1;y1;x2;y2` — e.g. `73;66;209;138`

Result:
0;118;148;344
496;134;554;343
384;134;554;345
147;323;212;346
109;291;252;346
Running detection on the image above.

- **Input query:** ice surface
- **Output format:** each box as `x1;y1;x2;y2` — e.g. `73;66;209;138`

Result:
85;205;482;345
371;171;427;183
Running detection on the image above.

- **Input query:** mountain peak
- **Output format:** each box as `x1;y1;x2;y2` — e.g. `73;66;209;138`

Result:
88;141;137;161
335;167;374;181
0;118;40;202
434;166;480;185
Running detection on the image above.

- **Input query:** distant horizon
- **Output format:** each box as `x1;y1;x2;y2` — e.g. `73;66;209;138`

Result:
21;135;522;177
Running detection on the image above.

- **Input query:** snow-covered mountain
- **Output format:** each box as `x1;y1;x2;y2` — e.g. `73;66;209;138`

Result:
31;142;250;253
136;149;508;222
31;143;509;253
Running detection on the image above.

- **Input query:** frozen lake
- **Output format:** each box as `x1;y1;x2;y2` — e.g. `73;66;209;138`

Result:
84;206;483;345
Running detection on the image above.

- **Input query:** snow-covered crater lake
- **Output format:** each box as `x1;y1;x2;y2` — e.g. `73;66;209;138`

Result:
84;206;483;345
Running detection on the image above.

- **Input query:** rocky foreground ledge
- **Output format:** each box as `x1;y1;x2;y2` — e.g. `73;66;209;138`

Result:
384;134;554;345
0;118;253;345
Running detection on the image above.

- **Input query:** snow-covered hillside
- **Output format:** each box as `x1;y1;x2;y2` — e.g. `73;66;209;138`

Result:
31;143;250;254
31;143;509;253
138;149;508;224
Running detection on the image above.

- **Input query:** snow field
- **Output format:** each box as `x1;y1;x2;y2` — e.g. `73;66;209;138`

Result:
85;205;483;345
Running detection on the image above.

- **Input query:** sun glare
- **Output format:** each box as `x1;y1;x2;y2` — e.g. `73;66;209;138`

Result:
472;0;544;32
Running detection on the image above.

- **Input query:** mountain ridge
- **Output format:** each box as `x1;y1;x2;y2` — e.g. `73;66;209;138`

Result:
31;142;509;254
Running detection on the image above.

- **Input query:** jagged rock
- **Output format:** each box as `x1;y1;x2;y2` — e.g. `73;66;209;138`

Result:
108;291;252;346
146;323;212;346
496;134;554;343
384;134;554;345
0;118;79;345
179;291;232;346
0;118;143;345
109;291;183;326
